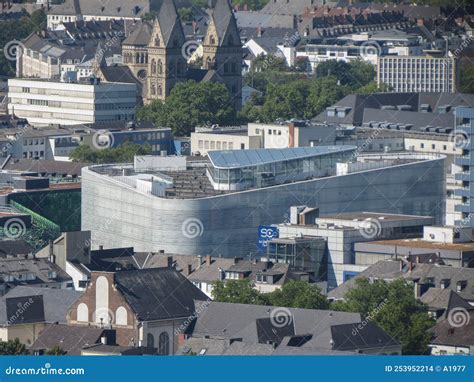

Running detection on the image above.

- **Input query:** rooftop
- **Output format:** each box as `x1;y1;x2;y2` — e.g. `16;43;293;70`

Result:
207;146;355;169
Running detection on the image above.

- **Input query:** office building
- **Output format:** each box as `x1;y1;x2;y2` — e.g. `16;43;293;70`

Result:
377;54;457;93
7;78;136;126
81;148;445;258
454;107;474;228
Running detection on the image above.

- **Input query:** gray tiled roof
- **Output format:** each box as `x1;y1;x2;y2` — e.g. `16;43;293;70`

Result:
328;260;474;301
211;0;240;47
0;286;82;325
189;301;399;353
123;20;153;46
114;268;208;321
156;0;186;47
30;324;112;355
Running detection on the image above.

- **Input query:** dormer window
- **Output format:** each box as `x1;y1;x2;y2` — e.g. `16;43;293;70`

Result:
209;35;216;45
457;280;467;292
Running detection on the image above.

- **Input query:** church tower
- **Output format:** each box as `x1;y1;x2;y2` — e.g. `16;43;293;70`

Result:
202;0;242;110
146;0;187;102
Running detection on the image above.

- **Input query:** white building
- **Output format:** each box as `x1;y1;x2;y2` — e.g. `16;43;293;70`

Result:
273;209;434;288
8;78;136;126
377;53;458;93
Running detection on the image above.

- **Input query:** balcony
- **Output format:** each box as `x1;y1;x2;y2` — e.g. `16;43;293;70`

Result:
455;203;472;213
456;157;471;166
455;172;471;182
454;188;470;198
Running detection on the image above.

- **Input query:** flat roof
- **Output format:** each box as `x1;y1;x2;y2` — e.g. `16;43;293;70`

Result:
359;239;474;251
320;212;432;222
207;146;356;169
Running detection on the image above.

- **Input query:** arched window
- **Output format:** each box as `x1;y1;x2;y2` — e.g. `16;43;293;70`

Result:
147;333;155;348
157;60;163;74
158;332;169;355
77;303;88;322
151;59;156;74
155;37;160;47
151;84;156;95
206;57;212;70
209;35;216;45
157;84;162;96
115;306;127;326
135;53;140;64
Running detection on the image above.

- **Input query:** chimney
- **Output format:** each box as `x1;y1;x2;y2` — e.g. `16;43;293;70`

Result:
257;27;263;37
206;255;212;266
48;240;55;263
99;245;104;251
167;256;173;268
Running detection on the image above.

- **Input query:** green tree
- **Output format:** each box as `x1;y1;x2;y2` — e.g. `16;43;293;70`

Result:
0;9;46;77
332;278;435;355
460;66;474;94
138;81;236;136
0;338;28;355
69;142;152;163
45;346;66;355
268;281;329;310
316;59;375;89
211;279;270;305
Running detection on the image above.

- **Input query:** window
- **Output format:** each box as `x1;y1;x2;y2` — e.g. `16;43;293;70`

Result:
147;333;155;348
158;332;170;355
420;143;424;148
431;144;435;150
198;140;203;149
240;143;245;149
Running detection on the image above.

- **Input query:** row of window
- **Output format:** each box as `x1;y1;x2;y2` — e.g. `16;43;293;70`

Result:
23;151;45;159
198;140;245;150
23;138;45;146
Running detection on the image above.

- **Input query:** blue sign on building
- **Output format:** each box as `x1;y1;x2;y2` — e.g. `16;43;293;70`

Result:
257;225;279;253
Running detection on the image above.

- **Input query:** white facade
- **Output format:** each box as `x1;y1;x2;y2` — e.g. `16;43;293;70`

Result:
377;55;457;93
8;78;136;126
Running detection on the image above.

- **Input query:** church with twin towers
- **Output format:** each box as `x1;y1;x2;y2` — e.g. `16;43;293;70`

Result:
122;0;243;110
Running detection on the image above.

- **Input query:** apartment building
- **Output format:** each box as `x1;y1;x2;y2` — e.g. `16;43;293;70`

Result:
7;78;136;126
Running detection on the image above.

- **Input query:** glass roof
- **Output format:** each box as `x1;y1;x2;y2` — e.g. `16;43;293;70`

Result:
207;146;356;169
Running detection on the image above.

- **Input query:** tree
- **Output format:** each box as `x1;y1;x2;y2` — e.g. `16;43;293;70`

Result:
138;81;236;136
0;9;46;77
0;338;28;355
268;281;329;310
315;59;375;89
45;346;66;355
211;279;270;305
332;278;435;355
69;142;152;163
460;66;474;94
